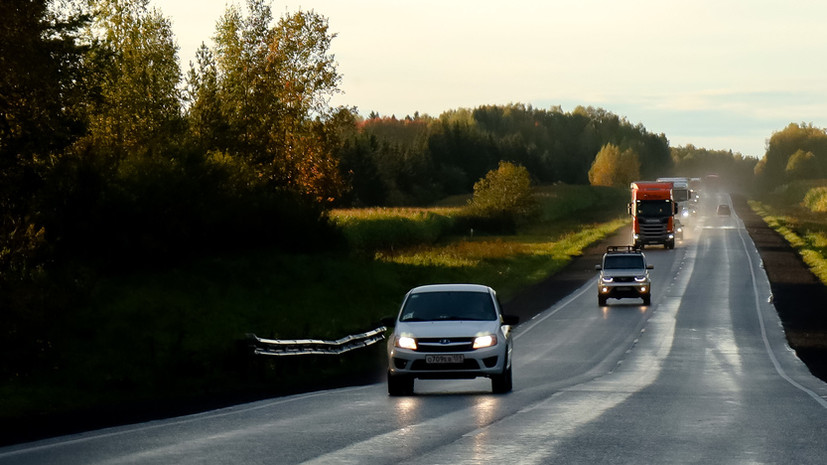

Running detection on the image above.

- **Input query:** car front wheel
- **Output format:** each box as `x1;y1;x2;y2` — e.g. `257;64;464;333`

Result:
491;364;513;394
387;371;414;396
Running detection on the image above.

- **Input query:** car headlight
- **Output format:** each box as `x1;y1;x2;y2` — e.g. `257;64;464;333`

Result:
634;276;647;282
473;335;497;349
602;276;614;283
395;336;417;350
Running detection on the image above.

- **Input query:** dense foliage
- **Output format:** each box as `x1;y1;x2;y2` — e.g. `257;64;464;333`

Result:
755;123;827;191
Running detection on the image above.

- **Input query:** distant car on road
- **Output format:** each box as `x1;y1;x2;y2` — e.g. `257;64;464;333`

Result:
383;284;519;396
595;246;653;306
717;204;731;216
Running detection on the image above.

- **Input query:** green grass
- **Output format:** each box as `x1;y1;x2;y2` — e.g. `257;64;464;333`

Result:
749;197;827;287
1;183;630;427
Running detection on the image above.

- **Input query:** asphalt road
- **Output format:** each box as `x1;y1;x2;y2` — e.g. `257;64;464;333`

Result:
2;193;827;464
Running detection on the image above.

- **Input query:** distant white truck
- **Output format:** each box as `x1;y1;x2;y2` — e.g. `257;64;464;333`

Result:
657;177;693;220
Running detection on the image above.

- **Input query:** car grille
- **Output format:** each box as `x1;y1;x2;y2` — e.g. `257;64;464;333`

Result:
612;276;635;283
410;359;481;370
415;337;475;353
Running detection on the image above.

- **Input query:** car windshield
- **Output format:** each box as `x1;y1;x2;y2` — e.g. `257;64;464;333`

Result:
604;255;644;270
400;291;497;322
636;200;672;217
672;189;689;202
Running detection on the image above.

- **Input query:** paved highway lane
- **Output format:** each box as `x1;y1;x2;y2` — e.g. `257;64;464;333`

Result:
2;194;826;464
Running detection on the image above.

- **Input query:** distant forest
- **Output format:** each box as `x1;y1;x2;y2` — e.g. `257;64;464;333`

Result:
1;0;822;285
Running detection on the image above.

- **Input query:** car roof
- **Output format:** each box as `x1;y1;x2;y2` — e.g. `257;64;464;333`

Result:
408;284;493;294
603;246;644;257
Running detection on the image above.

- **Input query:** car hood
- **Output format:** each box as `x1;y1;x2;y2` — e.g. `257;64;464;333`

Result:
394;320;502;338
602;269;646;278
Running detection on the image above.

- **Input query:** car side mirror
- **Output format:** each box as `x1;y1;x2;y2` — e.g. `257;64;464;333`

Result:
502;314;519;326
379;316;397;328
647;264;654;270
595;264;602;271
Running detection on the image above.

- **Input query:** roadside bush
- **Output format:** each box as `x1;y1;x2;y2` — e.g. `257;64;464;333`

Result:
467;161;537;231
803;187;827;212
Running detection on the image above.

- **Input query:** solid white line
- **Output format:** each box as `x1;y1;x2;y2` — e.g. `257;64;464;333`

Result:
735;206;827;409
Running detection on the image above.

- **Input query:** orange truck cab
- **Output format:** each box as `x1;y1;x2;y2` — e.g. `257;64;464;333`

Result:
628;181;678;249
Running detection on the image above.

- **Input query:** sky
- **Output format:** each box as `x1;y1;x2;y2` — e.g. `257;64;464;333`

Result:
153;0;827;159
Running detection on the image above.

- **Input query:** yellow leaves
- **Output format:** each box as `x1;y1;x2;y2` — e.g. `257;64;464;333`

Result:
470;161;536;218
588;143;641;187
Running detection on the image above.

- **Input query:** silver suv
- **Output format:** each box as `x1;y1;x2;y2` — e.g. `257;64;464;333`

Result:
595;246;653;306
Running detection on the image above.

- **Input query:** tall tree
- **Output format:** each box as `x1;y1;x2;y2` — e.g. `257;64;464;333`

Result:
1;0;88;276
208;1;345;201
184;43;224;152
83;0;181;158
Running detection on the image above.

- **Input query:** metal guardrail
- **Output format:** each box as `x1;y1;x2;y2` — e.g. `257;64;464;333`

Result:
248;326;388;356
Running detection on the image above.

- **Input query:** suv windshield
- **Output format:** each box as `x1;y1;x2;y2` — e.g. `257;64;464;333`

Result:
400;291;497;322
604;255;644;270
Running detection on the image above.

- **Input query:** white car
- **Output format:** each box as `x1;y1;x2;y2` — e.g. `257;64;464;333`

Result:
383;284;519;396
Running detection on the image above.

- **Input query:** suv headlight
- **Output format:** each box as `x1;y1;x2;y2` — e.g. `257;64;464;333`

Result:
473;335;497;349
602;276;614;283
634;276;647;282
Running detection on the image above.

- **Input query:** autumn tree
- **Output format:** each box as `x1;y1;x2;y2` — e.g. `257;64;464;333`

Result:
200;0;345;201
755;123;827;190
83;0;181;158
588;143;640;187
786;149;820;180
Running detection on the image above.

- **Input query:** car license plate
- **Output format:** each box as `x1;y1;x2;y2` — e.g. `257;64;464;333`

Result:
426;355;464;364
617;286;632;292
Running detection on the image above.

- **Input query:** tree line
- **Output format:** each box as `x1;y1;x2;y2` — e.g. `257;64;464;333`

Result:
339;104;673;206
